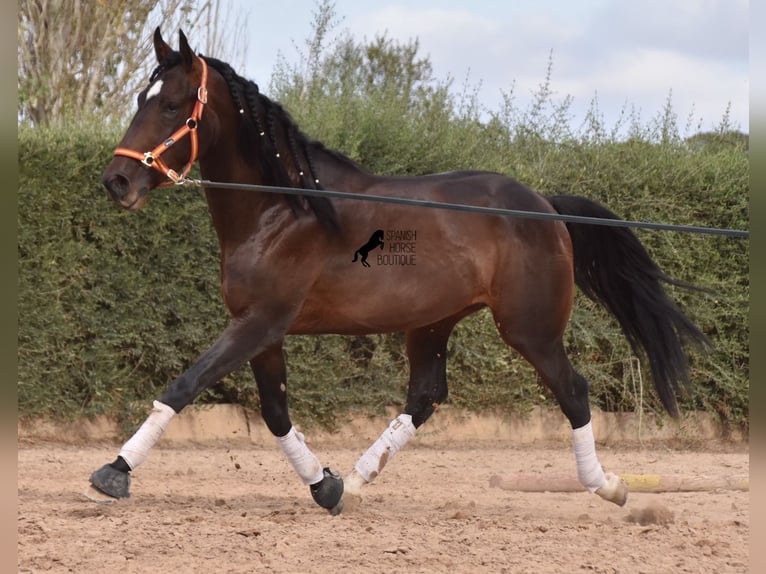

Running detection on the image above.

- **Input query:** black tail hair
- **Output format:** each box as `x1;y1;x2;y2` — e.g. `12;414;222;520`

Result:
548;194;710;416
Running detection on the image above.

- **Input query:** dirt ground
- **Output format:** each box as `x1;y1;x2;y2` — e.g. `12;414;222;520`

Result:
18;436;749;573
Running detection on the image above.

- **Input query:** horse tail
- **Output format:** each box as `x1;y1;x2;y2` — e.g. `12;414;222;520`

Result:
352;250;359;262
547;194;710;416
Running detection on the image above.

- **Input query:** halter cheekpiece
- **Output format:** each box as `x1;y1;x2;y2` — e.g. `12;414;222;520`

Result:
113;56;209;185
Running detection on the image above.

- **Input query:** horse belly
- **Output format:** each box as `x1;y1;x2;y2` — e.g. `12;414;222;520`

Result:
289;266;483;335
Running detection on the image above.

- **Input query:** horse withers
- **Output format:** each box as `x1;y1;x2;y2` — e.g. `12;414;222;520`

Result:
91;28;708;513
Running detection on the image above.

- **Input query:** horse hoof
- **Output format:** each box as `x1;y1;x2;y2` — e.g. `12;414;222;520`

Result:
596;472;628;506
310;467;344;515
89;463;131;499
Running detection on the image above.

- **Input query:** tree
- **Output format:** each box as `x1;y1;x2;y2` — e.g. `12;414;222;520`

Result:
269;0;494;176
18;0;249;126
270;0;444;114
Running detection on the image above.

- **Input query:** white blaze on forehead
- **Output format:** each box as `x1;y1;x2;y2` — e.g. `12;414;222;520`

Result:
145;79;163;101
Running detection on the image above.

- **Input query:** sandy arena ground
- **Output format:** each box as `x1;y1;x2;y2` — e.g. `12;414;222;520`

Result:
18;433;748;573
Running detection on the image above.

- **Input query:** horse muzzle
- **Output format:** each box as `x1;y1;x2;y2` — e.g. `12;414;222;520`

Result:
102;170;150;211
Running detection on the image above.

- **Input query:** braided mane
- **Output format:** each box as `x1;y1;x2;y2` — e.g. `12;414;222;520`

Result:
148;53;339;232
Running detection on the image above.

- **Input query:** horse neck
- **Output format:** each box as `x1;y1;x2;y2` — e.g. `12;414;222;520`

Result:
196;89;374;247
300;142;375;193
198;147;283;248
257;105;374;193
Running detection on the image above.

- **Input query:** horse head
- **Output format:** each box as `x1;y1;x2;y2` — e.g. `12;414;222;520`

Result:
102;28;219;210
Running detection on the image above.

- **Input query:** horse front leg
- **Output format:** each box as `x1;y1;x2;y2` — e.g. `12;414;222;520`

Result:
88;313;289;500
250;345;344;514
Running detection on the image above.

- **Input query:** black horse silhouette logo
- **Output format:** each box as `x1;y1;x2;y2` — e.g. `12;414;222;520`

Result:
352;229;385;267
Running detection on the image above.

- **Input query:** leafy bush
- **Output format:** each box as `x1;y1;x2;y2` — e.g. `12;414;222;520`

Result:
18;123;233;424
17;32;748;432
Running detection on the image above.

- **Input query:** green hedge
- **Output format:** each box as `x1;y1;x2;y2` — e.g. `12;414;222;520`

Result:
17;119;749;432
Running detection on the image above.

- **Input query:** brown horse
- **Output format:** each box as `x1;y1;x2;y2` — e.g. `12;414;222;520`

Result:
91;29;708;513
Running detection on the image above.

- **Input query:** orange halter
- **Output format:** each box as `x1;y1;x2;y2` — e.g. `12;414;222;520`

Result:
113;56;208;186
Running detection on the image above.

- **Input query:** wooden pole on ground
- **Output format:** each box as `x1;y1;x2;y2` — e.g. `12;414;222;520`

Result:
488;473;749;493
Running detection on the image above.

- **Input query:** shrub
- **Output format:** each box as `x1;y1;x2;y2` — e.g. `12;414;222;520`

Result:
17;38;748;432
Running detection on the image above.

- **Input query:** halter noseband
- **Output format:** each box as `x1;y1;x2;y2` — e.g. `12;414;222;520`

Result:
113;56;209;185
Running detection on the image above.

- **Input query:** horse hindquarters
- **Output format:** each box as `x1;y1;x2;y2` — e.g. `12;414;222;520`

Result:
488;218;627;505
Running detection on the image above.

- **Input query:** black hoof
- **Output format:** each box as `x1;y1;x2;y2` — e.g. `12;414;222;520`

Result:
89;463;131;499
310;467;344;515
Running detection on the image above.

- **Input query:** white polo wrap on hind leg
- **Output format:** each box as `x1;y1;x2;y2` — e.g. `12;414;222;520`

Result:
119;400;176;470
276;426;325;486
354;414;416;483
572;420;607;492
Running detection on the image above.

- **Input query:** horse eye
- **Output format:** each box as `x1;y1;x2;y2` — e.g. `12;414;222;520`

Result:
163;102;180;115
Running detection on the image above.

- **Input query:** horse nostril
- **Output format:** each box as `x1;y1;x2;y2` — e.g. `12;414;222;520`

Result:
103;173;130;199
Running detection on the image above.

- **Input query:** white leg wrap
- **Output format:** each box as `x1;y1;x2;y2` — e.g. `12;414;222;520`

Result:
354;414;416;483
276;427;324;486
118;401;176;470
572;420;607;493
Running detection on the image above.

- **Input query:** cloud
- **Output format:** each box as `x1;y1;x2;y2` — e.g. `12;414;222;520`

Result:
571;0;749;129
347;6;504;72
588;0;748;62
339;1;749;131
347;5;579;92
241;0;748;133
563;48;747;129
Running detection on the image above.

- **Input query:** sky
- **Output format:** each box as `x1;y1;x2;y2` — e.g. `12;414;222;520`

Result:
209;0;748;135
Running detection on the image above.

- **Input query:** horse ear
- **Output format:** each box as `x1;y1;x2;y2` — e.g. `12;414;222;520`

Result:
153;27;172;63
178;29;195;69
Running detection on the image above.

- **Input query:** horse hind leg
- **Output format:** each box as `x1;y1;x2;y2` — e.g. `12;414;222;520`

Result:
342;317;456;509
498;324;628;506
